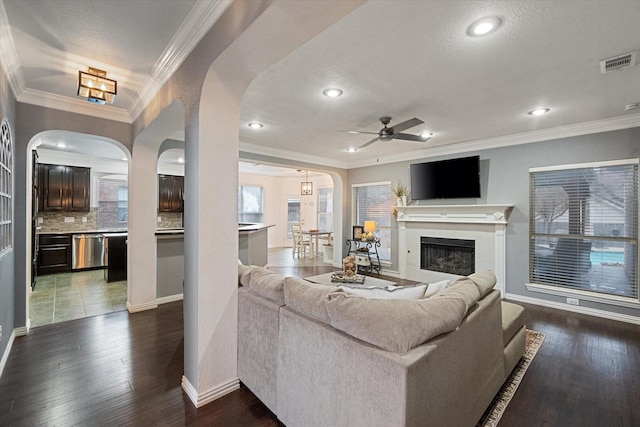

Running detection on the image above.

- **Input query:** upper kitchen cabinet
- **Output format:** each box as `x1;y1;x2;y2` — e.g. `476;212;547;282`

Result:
38;163;91;212
158;174;184;212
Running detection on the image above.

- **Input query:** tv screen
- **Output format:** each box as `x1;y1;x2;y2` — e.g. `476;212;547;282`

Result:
410;156;480;200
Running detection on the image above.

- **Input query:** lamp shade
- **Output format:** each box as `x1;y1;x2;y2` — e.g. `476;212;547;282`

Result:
364;221;376;233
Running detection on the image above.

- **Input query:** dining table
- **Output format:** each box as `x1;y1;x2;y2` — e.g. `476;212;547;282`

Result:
302;230;333;258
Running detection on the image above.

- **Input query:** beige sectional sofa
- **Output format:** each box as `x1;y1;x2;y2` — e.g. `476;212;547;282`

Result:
237;265;526;427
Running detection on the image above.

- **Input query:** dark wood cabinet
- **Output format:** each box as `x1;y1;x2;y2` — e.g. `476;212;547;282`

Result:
38;163;91;212
104;234;127;282
38;234;72;275
158;174;184;212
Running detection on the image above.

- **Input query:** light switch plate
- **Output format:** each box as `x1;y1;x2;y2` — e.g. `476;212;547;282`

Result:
82;217;87;223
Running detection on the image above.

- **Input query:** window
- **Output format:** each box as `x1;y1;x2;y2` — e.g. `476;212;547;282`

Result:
317;186;333;231
0;120;12;256
353;182;391;261
238;185;263;223
97;178;128;229
529;159;638;300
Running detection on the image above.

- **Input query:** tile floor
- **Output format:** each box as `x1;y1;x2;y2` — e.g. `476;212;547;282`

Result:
29;269;127;328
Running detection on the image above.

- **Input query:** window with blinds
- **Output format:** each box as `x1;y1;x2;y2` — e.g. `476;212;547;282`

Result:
529;159;638;300
354;182;391;261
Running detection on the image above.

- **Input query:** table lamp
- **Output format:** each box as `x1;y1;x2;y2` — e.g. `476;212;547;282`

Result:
364;221;376;241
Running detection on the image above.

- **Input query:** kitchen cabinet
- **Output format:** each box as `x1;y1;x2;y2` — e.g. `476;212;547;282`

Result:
38;234;72;275
38;163;91;212
104;233;127;282
158;174;184;212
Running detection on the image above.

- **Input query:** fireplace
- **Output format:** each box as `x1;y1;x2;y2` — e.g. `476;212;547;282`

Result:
421;237;475;276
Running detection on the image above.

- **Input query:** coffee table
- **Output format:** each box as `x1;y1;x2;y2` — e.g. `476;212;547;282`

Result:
304;272;396;288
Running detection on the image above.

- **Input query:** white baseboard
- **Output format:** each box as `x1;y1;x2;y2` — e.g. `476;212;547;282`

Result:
0;329;17;378
126;300;159;313
181;375;240;408
505;292;640;325
157;293;183;305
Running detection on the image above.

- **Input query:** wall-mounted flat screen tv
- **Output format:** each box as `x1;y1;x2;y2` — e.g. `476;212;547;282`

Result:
410;155;481;200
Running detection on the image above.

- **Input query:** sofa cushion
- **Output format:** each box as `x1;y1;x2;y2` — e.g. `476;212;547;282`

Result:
339;284;427;300
246;267;285;305
424;279;450;297
468;270;497;298
501;301;525;344
434;279;481;310
325;292;467;353
238;264;257;285
284;277;340;324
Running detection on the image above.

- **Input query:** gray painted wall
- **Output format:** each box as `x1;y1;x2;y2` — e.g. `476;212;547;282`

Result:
0;61;16;364
347;127;640;318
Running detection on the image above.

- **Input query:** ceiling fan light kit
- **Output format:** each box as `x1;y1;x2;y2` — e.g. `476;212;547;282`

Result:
466;16;503;37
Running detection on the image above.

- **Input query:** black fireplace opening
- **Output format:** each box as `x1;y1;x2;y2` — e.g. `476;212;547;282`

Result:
421;237;475;276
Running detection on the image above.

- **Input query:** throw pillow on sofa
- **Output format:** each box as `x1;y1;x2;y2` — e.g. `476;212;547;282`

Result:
424;279;449;297
325;292;467;353
339;283;427;300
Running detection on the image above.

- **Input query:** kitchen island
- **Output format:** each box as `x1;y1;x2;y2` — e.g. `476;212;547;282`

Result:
238;223;274;266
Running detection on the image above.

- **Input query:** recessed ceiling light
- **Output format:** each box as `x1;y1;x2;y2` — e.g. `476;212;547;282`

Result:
467;16;502;37
248;122;263;129
323;88;343;98
56;142;66;148
121;157;127;161
528;108;550;116
346;147;358;153
178;157;184;163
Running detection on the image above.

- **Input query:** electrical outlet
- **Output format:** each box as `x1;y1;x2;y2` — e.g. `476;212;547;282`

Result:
82;217;87;223
157;216;162;222
567;297;580;306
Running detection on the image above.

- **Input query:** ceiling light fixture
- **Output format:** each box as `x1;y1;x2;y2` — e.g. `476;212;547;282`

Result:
322;88;343;98
346;147;358;153
528;108;550;116
467;16;502;37
56;142;66;148
300;170;313;196
178;157;184;163
77;67;117;104
248;122;264;129
420;131;434;138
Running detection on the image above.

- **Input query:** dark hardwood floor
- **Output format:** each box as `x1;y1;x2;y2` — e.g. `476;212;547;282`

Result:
1;266;639;426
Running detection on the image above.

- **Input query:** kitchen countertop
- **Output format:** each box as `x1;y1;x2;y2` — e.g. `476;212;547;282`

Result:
37;229;127;235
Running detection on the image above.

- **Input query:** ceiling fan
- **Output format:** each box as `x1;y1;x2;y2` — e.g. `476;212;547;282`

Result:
349;116;431;148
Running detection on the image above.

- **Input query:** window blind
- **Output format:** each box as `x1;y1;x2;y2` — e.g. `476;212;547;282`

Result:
529;160;638;299
238;185;263;223
354;183;391;260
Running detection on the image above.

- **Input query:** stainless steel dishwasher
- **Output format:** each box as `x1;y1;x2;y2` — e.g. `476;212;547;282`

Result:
72;234;106;270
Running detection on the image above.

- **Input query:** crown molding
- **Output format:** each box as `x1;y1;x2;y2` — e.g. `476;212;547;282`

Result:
128;0;234;121
17;88;133;123
0;0;25;97
239;141;349;170
347;113;640;169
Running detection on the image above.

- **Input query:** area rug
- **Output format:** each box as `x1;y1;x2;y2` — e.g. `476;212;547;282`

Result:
476;329;546;427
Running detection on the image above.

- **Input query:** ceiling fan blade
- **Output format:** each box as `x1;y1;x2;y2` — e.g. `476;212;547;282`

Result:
346;130;379;135
391;117;424;133
394;133;430;142
358;136;380;148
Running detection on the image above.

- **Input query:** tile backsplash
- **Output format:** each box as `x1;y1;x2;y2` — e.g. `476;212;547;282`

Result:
38;209;100;232
157;212;183;229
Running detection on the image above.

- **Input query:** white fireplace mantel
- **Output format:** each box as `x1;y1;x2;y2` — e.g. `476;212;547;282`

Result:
396;204;515;295
395;204;514;224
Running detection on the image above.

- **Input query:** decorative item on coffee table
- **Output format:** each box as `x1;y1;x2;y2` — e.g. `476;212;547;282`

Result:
331;256;365;284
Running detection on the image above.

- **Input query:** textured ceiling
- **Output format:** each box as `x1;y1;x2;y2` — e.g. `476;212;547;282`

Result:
2;0;640;172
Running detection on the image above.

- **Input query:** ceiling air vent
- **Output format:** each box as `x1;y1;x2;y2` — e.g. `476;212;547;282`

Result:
600;51;637;74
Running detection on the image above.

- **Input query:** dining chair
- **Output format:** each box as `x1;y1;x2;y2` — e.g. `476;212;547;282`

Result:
290;222;311;259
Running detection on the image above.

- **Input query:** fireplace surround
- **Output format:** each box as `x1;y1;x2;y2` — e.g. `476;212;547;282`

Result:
396;204;513;294
421;237;475;276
